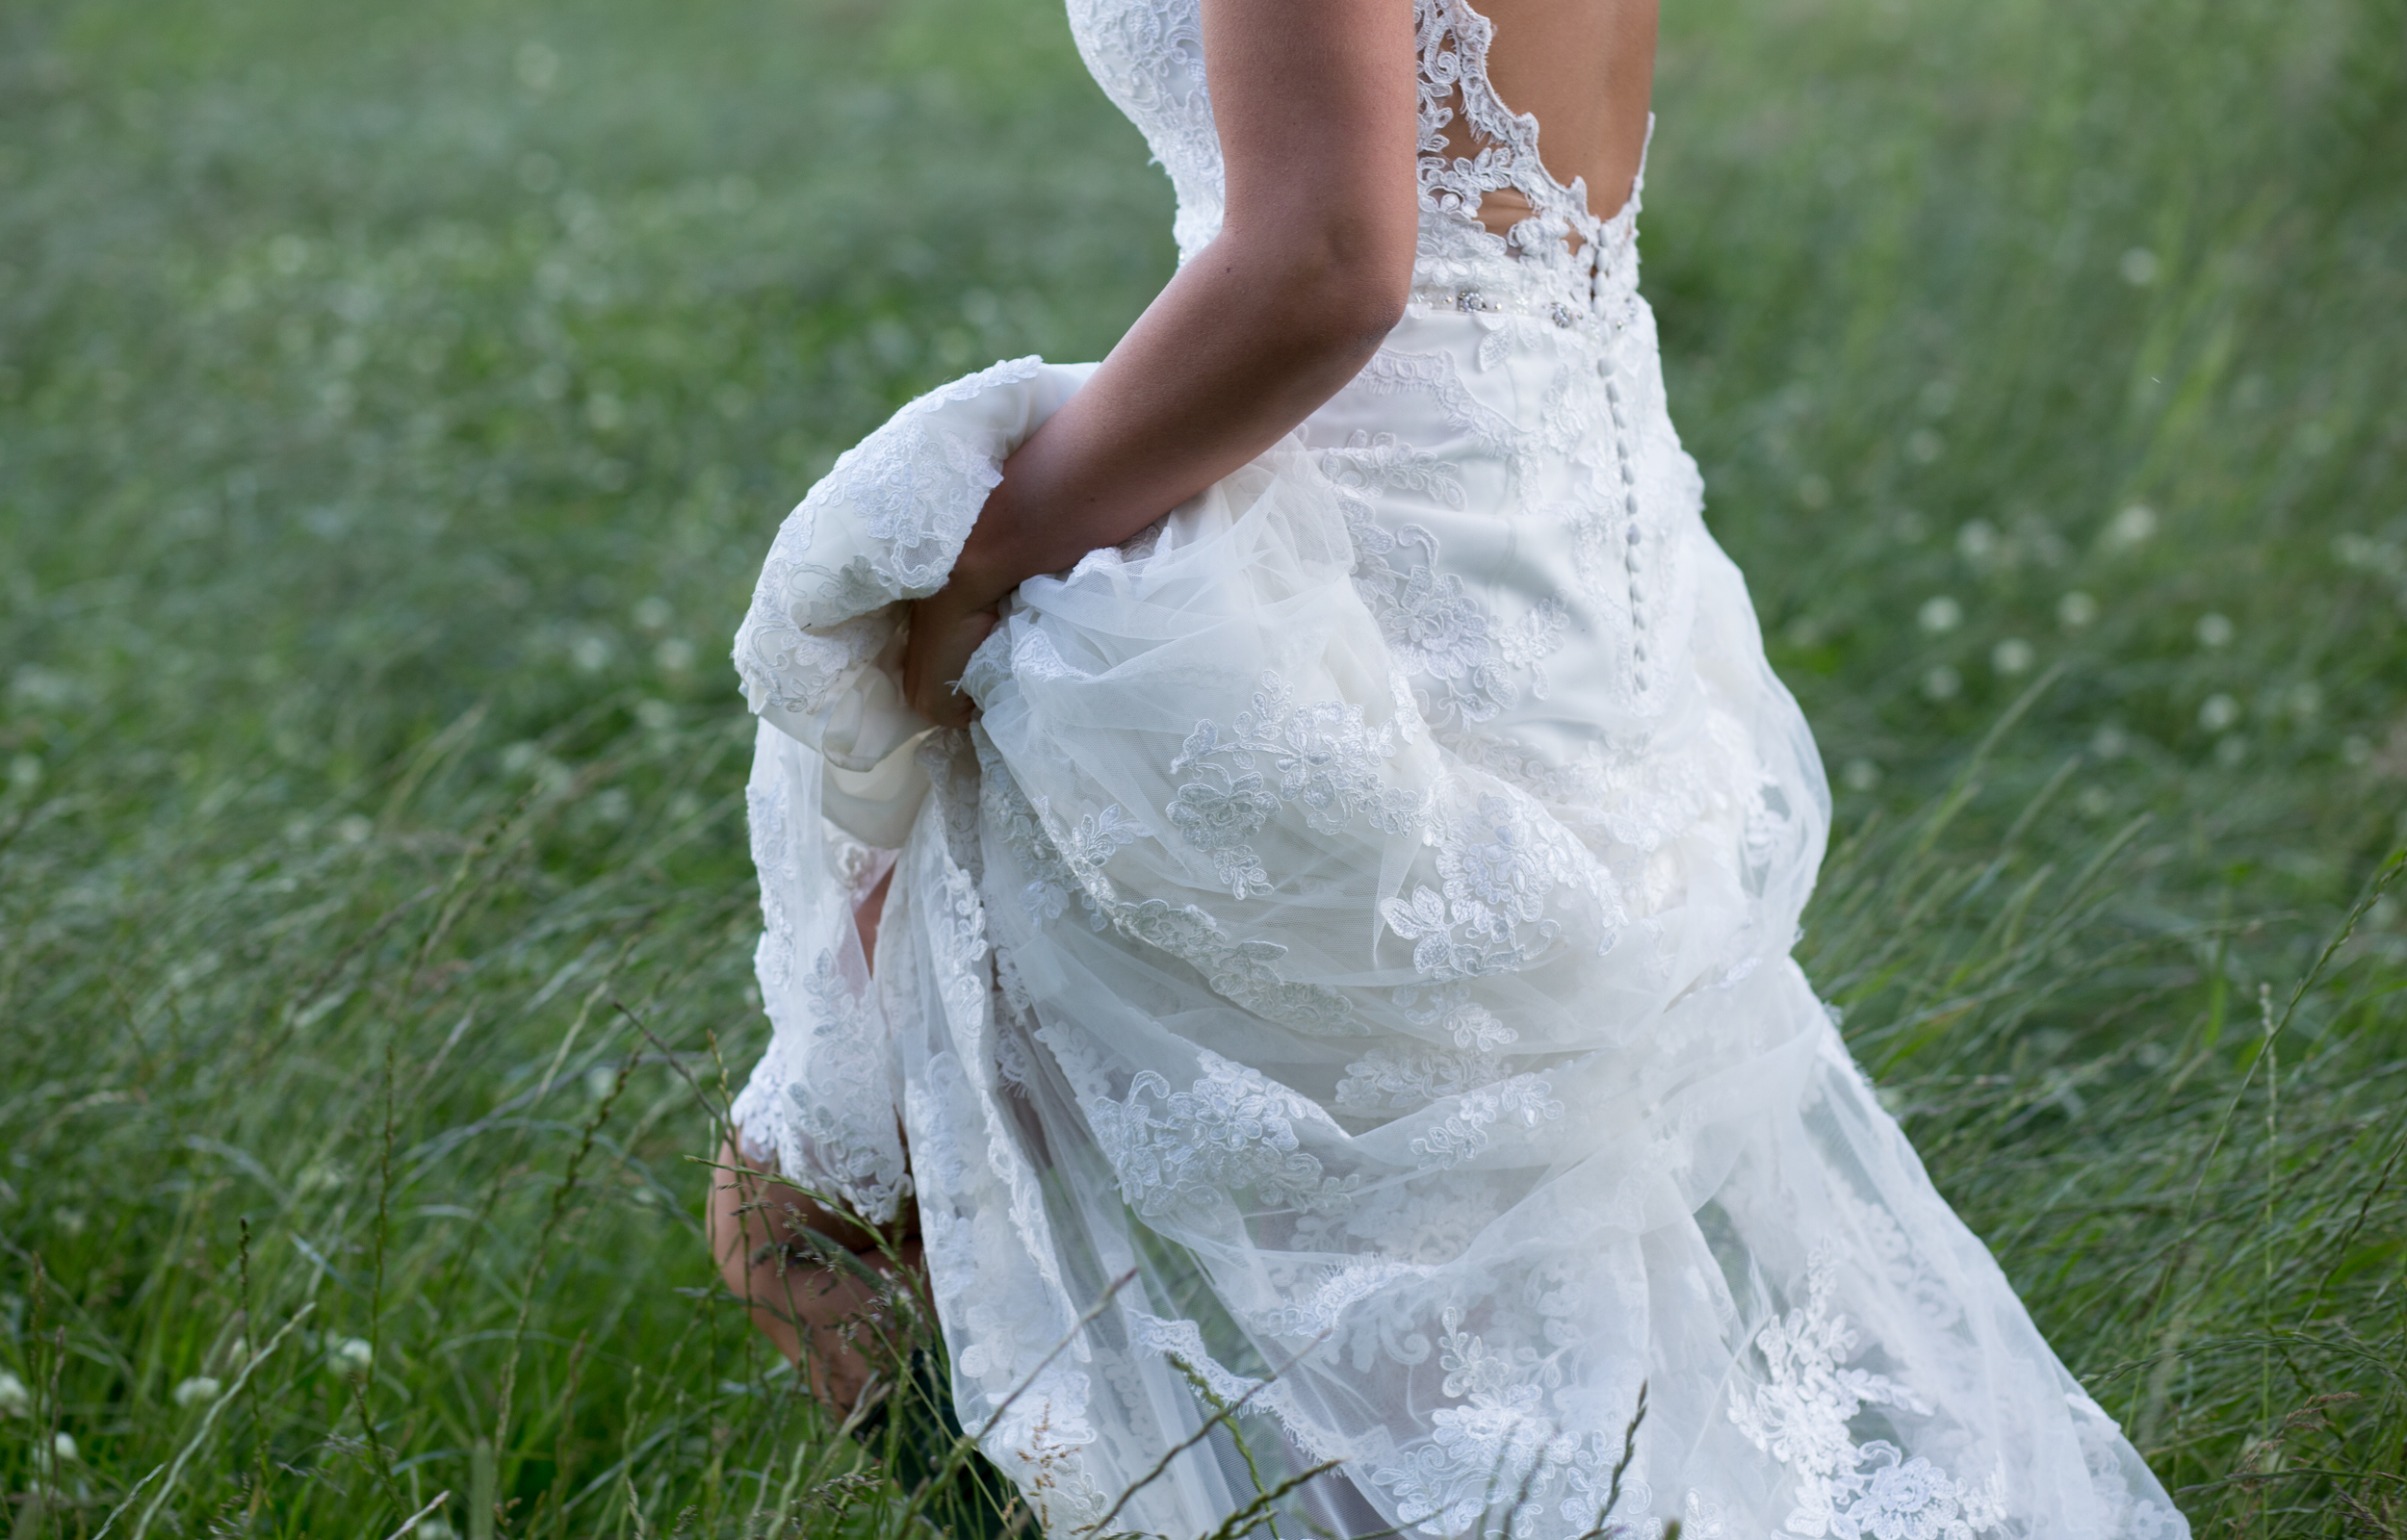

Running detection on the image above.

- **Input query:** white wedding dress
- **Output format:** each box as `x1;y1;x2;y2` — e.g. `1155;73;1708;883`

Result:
724;2;2190;1534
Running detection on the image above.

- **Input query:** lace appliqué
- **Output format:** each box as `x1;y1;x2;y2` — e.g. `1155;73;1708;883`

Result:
1726;1259;2006;1540
1335;1041;1510;1117
1249;1256;1436;1338
1168;670;1424;899
732;749;910;1222
1356;349;1527;465
732;356;1043;723
1323;428;1469;508
2066;1393;2187;1540
976;730;1371;1040
1343;500;1570;732
1063;0;1221;263
1087;1049;1360;1220
1370;1384;1636;1538
1382;791;1622;981
1130;1313;1353;1465
1407;1073;1564;1169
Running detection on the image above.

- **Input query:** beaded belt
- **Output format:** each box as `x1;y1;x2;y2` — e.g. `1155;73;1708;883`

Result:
1407;281;1641;339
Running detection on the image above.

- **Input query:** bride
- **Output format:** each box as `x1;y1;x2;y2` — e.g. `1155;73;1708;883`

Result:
707;0;2190;1533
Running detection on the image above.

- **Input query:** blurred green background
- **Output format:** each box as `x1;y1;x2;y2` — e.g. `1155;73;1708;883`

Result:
3;0;2402;1533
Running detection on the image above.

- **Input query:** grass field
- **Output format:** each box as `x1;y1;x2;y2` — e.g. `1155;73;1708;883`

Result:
2;0;2403;1533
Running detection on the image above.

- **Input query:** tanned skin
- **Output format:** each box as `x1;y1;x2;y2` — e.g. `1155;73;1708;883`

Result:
714;0;1660;1417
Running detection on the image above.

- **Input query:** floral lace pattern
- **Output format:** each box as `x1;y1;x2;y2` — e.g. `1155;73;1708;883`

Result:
976;729;1367;1037
1728;1259;2006;1540
1168;671;1424;898
723;2;2192;1531
1407;1072;1565;1169
729;725;912;1221
1346;503;1570;731
1335;1040;1512;1117
1089;1050;1360;1220
1064;0;1220;263
1382;790;1623;981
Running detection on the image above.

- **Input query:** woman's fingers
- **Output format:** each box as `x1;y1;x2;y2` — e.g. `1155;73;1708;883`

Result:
903;598;997;728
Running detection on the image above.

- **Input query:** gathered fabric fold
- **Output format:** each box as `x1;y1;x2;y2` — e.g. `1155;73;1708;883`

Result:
726;344;2185;1540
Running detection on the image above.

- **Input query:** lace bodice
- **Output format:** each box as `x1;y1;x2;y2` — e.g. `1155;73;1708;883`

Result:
1067;0;1643;321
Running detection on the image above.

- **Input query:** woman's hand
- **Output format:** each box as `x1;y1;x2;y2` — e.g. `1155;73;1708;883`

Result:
902;587;999;729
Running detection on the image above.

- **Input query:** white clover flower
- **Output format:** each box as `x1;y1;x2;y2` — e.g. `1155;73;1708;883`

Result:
654;637;697;673
172;1376;222;1407
2119;247;2161;286
52;1432;77;1462
1922;665;1962;702
329;1337;375;1375
0;1370;28;1416
2106;504;2158;549
1955;520;1997;560
1917;596;1962;634
1992;638;2035;676
297;1162;347;1194
514;41;561;91
1842;758;1881;792
2091;724;2130;759
2199;694;2242;732
2195;612;2235;649
2333;532;2405;575
2058;590;2099;630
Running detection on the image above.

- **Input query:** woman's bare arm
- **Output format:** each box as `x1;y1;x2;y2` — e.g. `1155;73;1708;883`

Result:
901;0;1420;726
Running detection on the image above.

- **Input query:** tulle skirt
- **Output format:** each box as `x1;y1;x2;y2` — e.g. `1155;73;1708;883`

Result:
726;306;2188;1537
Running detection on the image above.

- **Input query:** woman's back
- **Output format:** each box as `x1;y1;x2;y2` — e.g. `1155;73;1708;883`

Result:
1436;0;1658;235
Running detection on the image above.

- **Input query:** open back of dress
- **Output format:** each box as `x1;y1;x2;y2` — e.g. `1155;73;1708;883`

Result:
725;1;2192;1534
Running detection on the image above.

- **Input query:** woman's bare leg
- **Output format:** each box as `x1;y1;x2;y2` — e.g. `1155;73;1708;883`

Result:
709;1139;922;1415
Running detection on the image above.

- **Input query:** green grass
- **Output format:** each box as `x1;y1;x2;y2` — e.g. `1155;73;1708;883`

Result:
1;0;2401;1533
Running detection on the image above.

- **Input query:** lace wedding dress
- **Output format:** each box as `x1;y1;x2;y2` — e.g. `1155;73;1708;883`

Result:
725;1;2189;1534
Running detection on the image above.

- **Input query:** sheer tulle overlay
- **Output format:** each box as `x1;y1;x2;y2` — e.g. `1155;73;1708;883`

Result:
723;2;2189;1535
